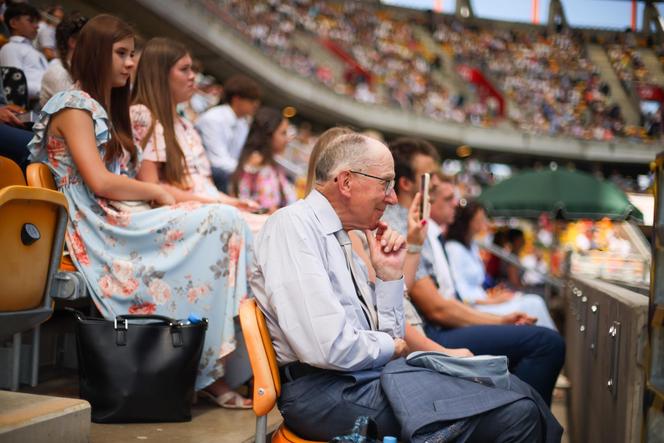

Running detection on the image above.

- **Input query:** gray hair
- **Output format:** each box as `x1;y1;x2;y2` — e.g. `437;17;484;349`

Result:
314;133;382;183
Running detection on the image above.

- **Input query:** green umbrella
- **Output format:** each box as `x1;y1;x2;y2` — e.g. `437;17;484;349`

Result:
478;169;644;222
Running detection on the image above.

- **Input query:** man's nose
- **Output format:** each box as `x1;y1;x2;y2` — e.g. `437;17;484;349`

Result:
384;188;398;204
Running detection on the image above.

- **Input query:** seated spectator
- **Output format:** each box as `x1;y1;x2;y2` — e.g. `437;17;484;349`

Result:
251;132;562;441
383;137;564;405
130;37;264;234
195;74;261;191
39;13;87;107
0;73;33;170
445;201;557;330
0;3;47;104
29;14;254;409
229;107;296;212
36;5;64;61
304;127;468;357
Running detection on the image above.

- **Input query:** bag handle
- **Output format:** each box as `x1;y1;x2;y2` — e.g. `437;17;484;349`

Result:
114;314;186;348
115;314;176;326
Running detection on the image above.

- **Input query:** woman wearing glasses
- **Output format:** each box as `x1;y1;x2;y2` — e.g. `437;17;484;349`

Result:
228;107;296;213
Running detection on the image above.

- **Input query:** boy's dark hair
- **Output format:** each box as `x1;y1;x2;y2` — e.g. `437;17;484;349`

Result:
4;3;40;31
222;75;261;104
55;13;88;72
388;137;440;195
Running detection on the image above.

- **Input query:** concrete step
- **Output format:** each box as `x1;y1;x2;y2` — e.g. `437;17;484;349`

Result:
586;43;641;125
0;391;90;443
637;47;664;86
291;30;345;83
412;25;468;98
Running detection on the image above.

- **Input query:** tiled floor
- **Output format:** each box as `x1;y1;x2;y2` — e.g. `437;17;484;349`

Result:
20;372;569;442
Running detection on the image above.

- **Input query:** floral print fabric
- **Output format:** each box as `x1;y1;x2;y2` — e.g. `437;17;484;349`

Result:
236;163;296;210
28;90;254;389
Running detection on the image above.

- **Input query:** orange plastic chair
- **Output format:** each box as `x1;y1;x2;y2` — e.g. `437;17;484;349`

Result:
239;299;324;443
26;163;80;274
0;156;68;389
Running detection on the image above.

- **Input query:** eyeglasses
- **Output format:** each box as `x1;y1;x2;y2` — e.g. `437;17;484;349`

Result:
349;170;395;196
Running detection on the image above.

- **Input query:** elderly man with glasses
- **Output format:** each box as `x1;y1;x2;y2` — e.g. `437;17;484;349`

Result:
251;132;562;442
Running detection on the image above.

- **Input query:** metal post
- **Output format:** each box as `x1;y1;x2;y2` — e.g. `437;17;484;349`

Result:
30;325;40;387
255;415;267;443
11;332;21;391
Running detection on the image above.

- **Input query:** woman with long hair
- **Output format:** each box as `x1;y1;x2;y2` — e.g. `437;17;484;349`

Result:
28;15;254;408
445;201;557;329
131;37;252;208
229;107;296;212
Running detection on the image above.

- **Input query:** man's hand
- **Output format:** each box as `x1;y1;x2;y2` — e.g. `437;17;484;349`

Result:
501;312;536;325
0;106;22;126
392;338;408;359
364;221;406;281
485;287;515;304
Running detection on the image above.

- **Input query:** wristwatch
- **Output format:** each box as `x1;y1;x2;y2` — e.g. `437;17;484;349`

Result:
406;243;423;254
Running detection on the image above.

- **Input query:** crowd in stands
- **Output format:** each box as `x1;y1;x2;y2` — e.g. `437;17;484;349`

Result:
202;0;664;143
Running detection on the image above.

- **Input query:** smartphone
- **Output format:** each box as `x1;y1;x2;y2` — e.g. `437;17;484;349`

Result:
16;111;37;123
420;172;431;220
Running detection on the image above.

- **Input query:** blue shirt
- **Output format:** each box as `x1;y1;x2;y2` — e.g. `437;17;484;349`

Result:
251;190;405;371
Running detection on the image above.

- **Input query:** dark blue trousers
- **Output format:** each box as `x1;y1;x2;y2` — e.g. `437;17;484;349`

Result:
424;324;565;405
0;123;33;171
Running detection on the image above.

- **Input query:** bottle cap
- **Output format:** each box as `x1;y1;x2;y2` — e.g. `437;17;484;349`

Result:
383;437;398;443
187;313;202;324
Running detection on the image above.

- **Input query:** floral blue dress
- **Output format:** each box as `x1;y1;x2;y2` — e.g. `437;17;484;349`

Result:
29;90;253;390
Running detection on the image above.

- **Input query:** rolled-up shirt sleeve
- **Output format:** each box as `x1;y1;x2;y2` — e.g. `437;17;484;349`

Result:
257;212;396;372
374;277;405;339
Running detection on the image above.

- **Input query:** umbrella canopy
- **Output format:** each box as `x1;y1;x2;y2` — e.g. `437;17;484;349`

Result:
478;169;644;222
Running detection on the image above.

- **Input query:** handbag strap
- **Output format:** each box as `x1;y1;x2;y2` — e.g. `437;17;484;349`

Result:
115;314;176;325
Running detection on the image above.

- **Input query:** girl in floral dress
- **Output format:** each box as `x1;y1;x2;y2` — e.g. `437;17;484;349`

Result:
130;37;259;407
229;107;297;213
28;15;253;407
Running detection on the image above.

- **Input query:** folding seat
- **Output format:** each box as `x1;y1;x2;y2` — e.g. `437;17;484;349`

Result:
0;156;68;390
239;299;324;443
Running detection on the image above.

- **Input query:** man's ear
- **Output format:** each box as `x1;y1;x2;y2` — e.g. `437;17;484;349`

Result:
7;17;18;32
336;171;352;198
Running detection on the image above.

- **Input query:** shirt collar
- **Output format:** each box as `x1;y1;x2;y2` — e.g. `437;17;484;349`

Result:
427;218;443;237
305;190;342;235
9;36;31;44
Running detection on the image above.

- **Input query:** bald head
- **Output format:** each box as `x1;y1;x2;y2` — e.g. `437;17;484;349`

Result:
314;134;391;184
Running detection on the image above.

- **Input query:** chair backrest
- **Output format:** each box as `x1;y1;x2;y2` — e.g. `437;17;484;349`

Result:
239;299;281;417
0;155;26;188
26;162;57;190
0;66;29;109
0;157;68;313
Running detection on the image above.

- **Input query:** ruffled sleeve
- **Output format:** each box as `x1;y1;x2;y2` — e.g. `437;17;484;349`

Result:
29;90;110;163
130;104;166;163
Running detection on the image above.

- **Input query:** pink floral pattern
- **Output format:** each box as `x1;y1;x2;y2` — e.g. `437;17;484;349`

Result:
28;90;255;390
236;163;297;210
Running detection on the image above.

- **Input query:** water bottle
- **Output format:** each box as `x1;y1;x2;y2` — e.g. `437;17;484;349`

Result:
329;416;379;442
382;437;397;443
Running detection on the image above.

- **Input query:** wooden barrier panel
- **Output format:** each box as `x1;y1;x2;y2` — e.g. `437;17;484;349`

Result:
565;277;648;443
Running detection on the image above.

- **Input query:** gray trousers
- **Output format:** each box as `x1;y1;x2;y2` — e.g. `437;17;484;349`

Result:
277;367;544;442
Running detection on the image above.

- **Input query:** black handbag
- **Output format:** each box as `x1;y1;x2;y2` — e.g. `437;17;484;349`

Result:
71;311;208;423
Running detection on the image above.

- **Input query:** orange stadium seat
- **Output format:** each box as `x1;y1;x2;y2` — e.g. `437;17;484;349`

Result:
26;163;77;272
239;299;324;443
0;156;68;390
